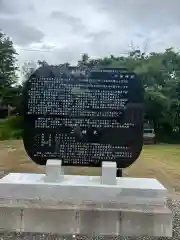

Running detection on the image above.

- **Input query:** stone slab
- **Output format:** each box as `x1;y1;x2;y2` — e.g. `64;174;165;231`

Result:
0;173;168;206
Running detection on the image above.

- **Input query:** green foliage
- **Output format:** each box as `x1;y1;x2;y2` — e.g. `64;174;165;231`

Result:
21;61;37;82
0;116;23;140
0;31;18;106
5;116;24;129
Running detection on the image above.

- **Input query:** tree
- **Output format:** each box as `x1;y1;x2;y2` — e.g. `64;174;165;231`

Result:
0;31;17;87
0;31;18;106
78;53;100;70
37;60;49;67
21;61;37;83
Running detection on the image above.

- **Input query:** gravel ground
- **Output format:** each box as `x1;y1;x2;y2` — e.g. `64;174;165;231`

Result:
0;198;178;240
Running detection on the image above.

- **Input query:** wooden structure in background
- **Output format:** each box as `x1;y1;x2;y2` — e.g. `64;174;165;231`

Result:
0;105;17;119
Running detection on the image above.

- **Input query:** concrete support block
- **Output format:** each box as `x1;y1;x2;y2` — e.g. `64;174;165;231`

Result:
23;209;78;234
121;209;172;236
0;208;22;232
45;160;63;182
101;162;117;185
79;210;119;235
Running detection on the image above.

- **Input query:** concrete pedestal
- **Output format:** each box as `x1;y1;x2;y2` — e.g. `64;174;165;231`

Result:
0;160;172;237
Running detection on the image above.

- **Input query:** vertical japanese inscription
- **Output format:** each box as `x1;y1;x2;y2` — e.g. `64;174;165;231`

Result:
23;66;144;167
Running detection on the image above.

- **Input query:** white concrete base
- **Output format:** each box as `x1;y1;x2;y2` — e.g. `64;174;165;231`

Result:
0;161;172;237
0;206;172;236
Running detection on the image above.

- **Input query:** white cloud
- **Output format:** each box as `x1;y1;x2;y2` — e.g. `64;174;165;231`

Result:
0;0;180;77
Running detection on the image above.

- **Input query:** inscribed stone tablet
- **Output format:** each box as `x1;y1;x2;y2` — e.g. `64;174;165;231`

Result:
23;66;144;168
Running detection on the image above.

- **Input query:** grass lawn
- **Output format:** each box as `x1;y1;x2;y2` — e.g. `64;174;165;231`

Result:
0;140;180;196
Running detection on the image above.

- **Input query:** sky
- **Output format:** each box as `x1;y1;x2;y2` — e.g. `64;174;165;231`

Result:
1;0;180;74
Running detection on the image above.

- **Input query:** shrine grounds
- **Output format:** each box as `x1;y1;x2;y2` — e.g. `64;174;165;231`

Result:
0;140;180;198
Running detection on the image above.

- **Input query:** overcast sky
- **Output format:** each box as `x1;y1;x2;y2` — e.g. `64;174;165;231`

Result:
1;0;180;72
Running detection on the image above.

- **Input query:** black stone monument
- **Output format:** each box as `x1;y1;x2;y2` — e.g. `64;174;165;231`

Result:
23;65;144;168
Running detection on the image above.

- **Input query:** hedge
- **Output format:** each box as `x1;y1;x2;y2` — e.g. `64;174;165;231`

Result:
0;116;23;140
